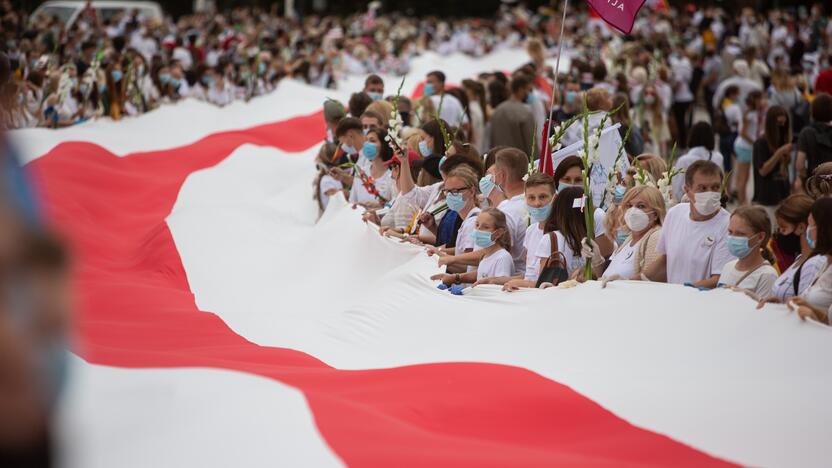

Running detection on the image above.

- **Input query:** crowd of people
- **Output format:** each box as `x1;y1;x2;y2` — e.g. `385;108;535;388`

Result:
310;3;832;325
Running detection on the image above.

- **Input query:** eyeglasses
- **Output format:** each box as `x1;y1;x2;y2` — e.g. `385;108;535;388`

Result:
444;186;471;195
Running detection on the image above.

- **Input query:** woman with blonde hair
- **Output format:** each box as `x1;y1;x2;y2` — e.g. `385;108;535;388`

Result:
582;185;666;280
626;153;667;186
365;99;393;128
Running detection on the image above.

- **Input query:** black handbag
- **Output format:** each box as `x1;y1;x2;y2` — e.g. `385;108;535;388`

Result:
535;232;569;288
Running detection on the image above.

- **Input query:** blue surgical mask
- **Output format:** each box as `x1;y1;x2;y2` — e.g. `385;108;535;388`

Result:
258;62;267;75
79;83;89;95
558;182;581;193
527;202;552;223
565;90;578;104
439;156;447;168
727;235;754;258
111;70;123;82
418;140;432;157
368;91;383;101
616;229;629;245
613;185;627;204
526;92;535;104
160;73;172;84
806;227;816;250
361;141;378;160
171;78;181;88
480;174;497;198
472;229;496;248
202;75;214;86
446;192;466;213
342;143;357;154
423;83;434;96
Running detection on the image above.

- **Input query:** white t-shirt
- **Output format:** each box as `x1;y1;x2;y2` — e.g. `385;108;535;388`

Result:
770;255;828;301
657;203;732;284
319;174;343;210
431;93;468;127
523;223;544;281
535;231;584;276
477;248;515;280
349;170;395;205
604;237;639;279
718;260;778;298
498;194;529;274
736;110;761;150
801;262;832;314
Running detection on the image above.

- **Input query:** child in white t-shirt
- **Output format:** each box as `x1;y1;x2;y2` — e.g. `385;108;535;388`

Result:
718;206;778;300
432;209;513;290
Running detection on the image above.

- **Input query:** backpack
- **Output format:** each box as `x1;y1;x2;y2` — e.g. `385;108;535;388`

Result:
535;232;570;288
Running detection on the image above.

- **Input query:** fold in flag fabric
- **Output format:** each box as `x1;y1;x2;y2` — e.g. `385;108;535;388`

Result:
586;0;647;34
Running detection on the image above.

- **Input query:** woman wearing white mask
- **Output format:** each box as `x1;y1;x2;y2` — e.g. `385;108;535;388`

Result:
349;127;396;208
582;186;666;281
717;206;778;299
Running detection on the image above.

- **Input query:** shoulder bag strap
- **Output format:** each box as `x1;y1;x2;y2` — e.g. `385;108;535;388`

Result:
734;261;770;287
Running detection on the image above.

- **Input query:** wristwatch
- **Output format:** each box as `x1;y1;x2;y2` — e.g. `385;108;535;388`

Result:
454;274;461;284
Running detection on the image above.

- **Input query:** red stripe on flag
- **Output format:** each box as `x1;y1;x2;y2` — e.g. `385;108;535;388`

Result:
27;113;736;467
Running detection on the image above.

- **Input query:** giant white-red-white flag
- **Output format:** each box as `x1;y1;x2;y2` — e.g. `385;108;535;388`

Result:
13;51;832;468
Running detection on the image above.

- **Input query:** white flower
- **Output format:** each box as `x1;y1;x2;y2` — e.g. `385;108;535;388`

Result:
577;149;586;160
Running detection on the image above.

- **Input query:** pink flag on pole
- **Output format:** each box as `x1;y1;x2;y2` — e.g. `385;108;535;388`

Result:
586;0;647;34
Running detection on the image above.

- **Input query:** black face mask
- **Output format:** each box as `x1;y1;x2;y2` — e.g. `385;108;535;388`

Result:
776;232;801;256
399;111;410;125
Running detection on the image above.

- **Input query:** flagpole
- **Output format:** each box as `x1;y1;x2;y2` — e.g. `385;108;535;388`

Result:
545;0;570;140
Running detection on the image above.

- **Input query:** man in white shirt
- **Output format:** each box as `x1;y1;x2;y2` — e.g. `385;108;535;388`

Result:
645;160;732;288
492;148;530;274
425;70;467;127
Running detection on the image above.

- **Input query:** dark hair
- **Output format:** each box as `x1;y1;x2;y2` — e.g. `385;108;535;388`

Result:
764;106;791;153
591;62;607;81
364;74;383;87
483;145;507;171
811;197;832;255
335;117;362;138
776;194;814;226
684;159;723;188
366;127;394;162
687;121;715;151
724;85;740;98
446;87;471;129
462;79;489;122
488;79;509;108
811;93;832;122
510;75;531;95
443;148;484;178
421;119;449;155
427;70;446;84
348;92;372;117
553;156;584;184
543;186;587;254
745;89;763;108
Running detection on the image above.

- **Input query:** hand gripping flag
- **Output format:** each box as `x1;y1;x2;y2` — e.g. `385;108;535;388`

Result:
586;0;647;34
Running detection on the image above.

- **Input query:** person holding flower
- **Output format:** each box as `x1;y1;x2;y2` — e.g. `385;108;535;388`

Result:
348;127;396;208
431;208;513;288
717;206;778;299
581;185;666;281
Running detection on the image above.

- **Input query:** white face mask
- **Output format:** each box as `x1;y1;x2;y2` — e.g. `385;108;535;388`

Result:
624;207;651;232
692;191;722;216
